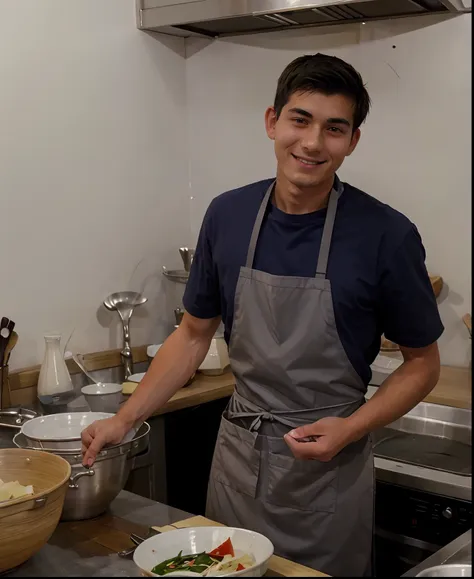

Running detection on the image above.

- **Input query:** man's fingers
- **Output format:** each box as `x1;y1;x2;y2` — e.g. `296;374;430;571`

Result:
284;433;329;461
82;433;106;467
288;423;322;439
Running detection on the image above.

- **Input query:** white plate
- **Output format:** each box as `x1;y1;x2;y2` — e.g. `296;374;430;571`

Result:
21;412;114;442
133;526;274;578
128;373;146;383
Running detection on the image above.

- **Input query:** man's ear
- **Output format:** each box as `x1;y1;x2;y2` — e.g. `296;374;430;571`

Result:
347;128;361;156
265;106;277;140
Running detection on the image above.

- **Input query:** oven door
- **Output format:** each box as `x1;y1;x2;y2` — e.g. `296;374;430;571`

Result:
375;527;439;577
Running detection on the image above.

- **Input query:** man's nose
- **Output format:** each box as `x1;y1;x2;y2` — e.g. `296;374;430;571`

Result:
301;127;324;153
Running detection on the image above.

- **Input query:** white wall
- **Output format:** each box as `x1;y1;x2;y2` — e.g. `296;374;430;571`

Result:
0;0;191;369
185;14;472;368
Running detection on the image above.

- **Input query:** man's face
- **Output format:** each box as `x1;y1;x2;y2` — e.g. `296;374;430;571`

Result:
265;90;361;190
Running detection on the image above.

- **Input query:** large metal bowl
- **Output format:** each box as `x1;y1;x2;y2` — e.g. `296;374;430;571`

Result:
416;564;472;577
13;422;150;521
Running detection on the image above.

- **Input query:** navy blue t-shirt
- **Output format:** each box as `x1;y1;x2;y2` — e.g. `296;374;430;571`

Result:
183;177;444;385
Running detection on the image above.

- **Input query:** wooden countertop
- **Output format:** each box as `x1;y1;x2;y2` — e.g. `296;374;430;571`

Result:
423;365;471;409
133;364;471;416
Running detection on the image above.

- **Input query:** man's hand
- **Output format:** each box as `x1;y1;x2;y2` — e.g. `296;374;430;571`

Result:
81;416;129;467
284;417;355;462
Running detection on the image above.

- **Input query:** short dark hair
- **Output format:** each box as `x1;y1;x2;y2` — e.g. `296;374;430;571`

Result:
274;53;371;130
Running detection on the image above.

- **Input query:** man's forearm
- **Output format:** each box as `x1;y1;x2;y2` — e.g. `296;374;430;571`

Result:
116;325;214;429
345;345;440;443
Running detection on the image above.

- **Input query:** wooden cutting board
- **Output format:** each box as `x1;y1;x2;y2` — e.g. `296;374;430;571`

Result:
151;515;328;577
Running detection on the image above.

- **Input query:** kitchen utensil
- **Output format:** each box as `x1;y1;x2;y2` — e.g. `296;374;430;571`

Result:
174;307;184;328
0;408;37;430
462;313;472;337
162;266;189;284
3;331;18;366
20;411;133;450
37;333;75;407
103;291;148;380
69;352;104;387
179;247;195;272
133;526;274;578
81;383;124;413
0;448;71;572
14;421;149;458
13;422;150;521
118;530;162;558
416;564;472;577
0;318;13;369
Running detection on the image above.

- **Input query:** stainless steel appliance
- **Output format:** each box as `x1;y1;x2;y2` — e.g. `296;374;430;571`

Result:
371;393;472;576
136;0;471;38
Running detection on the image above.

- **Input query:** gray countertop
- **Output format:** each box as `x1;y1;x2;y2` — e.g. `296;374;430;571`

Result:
402;529;471;577
4;490;471;577
5;491;192;577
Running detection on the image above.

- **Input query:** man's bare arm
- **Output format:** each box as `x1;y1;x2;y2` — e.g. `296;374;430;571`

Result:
345;341;441;440
117;312;221;430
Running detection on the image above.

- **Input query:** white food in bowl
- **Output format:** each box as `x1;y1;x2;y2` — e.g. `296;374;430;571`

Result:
133;527;274;578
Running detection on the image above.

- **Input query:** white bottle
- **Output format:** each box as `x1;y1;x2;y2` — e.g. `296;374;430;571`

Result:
37;333;75;406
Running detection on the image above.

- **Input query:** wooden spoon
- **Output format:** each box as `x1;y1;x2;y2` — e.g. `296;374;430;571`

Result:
3;331;18;366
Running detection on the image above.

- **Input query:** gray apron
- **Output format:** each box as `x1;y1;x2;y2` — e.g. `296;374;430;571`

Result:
206;180;374;577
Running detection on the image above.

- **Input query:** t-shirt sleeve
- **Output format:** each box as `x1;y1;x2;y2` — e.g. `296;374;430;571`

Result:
379;224;444;348
183;202;221;319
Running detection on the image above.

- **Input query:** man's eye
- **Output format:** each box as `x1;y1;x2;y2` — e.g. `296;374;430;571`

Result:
328;126;343;133
293;117;308;125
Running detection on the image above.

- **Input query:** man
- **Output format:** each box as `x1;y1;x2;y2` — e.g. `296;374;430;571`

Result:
82;54;443;576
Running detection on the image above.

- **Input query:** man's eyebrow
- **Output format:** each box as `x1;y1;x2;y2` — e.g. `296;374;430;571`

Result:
327;117;351;127
288;107;312;118
288;109;352;128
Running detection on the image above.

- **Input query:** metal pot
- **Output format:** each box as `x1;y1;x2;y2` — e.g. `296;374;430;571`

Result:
13;422;150;521
416;565;472;577
64;452;132;520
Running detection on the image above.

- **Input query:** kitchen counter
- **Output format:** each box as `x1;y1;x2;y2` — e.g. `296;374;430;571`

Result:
145;363;471;417
402;529;471;577
5;491;327;577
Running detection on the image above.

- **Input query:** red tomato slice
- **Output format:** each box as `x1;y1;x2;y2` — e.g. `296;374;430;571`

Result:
208;537;235;558
236;563;245;571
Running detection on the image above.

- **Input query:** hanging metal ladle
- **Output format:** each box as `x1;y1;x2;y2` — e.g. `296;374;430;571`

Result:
103;291;148;380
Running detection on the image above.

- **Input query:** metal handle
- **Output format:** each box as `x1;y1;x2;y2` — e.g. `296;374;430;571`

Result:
0;496;47;520
118;534;146;558
69;468;95;489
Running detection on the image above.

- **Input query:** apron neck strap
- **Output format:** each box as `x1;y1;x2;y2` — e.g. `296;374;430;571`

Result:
245;178;344;277
315;179;343;279
245;180;275;269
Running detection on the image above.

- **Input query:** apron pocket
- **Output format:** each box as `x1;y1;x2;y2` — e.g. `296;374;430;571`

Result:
210;414;260;499
266;451;339;513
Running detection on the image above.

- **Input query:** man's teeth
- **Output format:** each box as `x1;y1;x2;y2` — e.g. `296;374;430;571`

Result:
297;157;323;166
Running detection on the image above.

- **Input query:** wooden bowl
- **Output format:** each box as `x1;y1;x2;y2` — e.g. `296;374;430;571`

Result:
0;449;71;573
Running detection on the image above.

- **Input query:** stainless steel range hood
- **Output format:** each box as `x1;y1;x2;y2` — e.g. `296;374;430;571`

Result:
136;0;471;38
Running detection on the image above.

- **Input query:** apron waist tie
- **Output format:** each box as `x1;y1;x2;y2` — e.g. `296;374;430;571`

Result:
229;390;363;434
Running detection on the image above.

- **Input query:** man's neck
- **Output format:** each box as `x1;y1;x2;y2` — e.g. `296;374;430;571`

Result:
273;172;335;215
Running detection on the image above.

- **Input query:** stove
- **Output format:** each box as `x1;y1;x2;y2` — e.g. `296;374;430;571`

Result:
374;428;471;476
368;393;472;576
